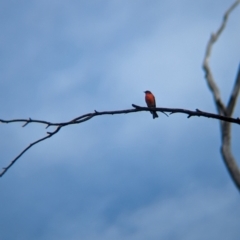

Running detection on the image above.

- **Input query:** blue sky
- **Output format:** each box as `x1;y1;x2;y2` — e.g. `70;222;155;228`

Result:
1;1;240;239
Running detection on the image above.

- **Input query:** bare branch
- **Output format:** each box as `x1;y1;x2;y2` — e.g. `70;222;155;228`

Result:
1;106;240;129
220;64;240;192
202;0;240;115
0;118;56;127
202;0;240;191
227;64;240;115
132;105;240;124
0;126;61;177
2;105;240;178
221;122;240;190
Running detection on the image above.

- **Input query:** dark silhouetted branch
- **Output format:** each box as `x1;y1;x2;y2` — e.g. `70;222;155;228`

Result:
132;105;240;124
1;105;240;178
0;126;61;177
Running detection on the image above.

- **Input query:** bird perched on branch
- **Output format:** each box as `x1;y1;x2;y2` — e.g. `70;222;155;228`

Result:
144;90;158;119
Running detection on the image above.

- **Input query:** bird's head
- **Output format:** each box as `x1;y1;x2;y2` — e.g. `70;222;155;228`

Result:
144;90;151;94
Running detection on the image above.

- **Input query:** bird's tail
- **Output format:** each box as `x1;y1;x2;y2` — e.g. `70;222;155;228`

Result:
152;111;158;119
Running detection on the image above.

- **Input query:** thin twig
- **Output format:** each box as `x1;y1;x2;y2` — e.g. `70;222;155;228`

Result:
0;126;61;177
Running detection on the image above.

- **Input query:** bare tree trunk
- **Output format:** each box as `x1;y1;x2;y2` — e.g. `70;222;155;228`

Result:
203;1;240;191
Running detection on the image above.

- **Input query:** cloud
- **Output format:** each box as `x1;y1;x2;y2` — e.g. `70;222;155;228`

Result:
38;185;239;240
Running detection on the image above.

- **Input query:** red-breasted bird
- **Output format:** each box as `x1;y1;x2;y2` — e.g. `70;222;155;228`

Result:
144;90;158;119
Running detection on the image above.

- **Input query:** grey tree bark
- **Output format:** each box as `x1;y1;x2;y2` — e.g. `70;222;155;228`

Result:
203;0;240;190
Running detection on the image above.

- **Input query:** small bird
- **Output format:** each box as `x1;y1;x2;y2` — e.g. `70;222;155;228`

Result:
144;90;158;119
